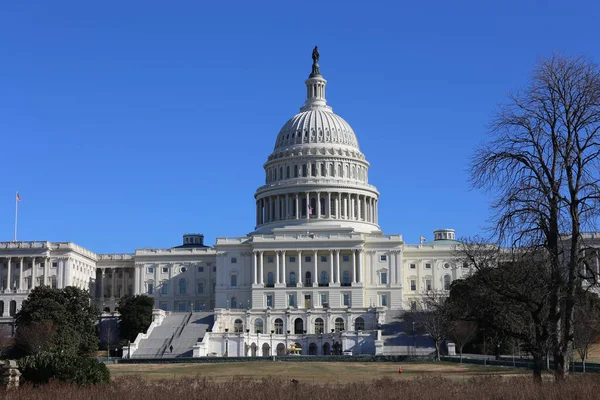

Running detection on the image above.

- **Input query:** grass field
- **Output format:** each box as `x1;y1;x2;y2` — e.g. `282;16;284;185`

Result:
108;361;528;383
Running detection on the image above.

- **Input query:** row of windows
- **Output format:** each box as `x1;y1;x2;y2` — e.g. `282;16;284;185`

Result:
239;255;388;264
234;316;366;335
147;280;216;295
407;263;469;269
265;162;368;184
146;265;215;274
408;275;452;291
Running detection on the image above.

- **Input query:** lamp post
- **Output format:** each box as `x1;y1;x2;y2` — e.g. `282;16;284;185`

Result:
224;328;229;357
128;339;131;359
270;330;274;357
246;329;250;357
412;321;416;356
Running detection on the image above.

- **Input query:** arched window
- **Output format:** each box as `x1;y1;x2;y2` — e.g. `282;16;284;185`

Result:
315;318;324;334
179;279;186;294
9;300;16;317
320;197;325;215
274;318;283;334
230;273;237;287
311;163;317;177
305;271;312;286
321;163;326;176
335;317;345;332
279;167;283;180
294;165;299;177
286;166;290;179
234;319;244;333
329;164;334;176
267;272;274;286
444;275;452;291
289;271;296;285
294;318;304;334
255;318;263;334
343;271;350;285
355;317;365;331
320;271;327;285
0;301;4;317
302;164;307;177
310;197;317;216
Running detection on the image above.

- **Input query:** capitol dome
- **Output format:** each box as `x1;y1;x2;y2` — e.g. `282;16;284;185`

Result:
253;48;380;234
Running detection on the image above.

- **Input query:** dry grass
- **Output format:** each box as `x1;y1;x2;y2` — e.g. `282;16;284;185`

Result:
108;361;528;383
5;375;600;400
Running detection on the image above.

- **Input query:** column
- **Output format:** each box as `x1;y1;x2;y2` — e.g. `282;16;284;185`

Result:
256;201;260;226
375;200;378;225
388;253;394;286
295;194;299;220
32;257;37;288
111;268;116;297
7;258;11;291
329;250;334;284
313;250;318;287
358;250;363;283
352;250;357;284
282;251;287;285
122;268;127;297
327;192;332;218
259;251;264;285
306;192;310;219
252;251;257;285
64;258;71;288
275;251;280;284
275;195;280;221
336;194;340;219
18;258;23;291
285;194;290;219
335;250;341;284
45;257;50;286
395;250;402;285
298;250;302;286
133;266;139;295
316;192;321;219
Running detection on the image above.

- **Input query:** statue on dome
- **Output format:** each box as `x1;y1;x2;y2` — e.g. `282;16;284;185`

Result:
310;46;321;77
312;46;320;64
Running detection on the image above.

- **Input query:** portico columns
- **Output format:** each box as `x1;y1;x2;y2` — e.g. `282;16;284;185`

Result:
316;192;321;219
6;258;11;292
357;249;363;284
329;250;334;285
282;251;287;285
45;257;50;286
275;251;280;284
327;192;332;218
298;250;302;287
101;269;106;298
32;257;37;288
305;193;309;220
259;251;264;285
18;258;23;291
335;250;341;284
295;195;299;220
352;250;357;284
388;253;395;285
313;250;318;287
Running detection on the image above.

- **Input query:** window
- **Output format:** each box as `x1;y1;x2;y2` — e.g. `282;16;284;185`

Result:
410;279;416;291
198;266;204;272
355;317;365;331
315;318;324;334
343;293;350;307
51;277;57;289
305;271;312;286
462;262;469;269
234;319;243;333
444;275;452;290
289;272;296;285
230;296;237;308
335;317;345;332
147;267;154;274
213;266;216;272
161;283;169;294
288;294;295;307
426;279;432;291
321;294;328;307
343;255;349;262
425;263;431;269
212;281;215;293
147;282;154;295
162;267;168;273
267;272;274;286
321;256;327;262
231;257;237;264
52;262;57;268
267;257;273;263
305;256;311;262
410;301;417;312
302;164;307;177
343;271;350;286
179;279;187;294
320;271;328;285
380;255;387;261
380;272;387;285
197;282;204;294
290;256;296;263
444;263;450;269
255;319;263;334
274;318;283;334
266;294;273;308
286;166;290;179
230;274;237;287
181;267;187;273
160;302;168;311
410;263;416;269
381;294;388;306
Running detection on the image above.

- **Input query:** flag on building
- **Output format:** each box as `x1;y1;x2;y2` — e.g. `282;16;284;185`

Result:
308;207;313;216
16;191;21;202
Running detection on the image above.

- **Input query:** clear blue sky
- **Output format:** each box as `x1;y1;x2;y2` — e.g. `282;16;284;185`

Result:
1;1;599;253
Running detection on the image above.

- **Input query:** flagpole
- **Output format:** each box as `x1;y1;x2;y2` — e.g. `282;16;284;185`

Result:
14;191;18;242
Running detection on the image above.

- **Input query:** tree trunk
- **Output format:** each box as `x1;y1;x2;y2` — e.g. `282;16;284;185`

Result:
459;347;463;363
554;351;568;381
532;353;544;384
435;342;440;361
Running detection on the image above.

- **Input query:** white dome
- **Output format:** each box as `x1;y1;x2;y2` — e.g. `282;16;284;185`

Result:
273;109;359;151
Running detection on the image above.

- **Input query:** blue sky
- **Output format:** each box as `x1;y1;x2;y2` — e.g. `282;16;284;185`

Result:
1;1;599;253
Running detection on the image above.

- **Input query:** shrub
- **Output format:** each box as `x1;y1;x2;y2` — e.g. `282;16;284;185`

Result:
18;352;110;385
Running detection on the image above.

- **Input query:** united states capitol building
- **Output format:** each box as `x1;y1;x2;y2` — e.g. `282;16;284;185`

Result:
0;50;471;357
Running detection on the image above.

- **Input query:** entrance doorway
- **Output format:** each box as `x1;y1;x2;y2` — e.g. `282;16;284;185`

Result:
304;294;312;309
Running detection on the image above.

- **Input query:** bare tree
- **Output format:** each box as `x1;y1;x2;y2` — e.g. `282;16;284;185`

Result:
406;291;455;361
573;291;600;372
471;54;600;380
14;321;56;355
449;320;478;363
